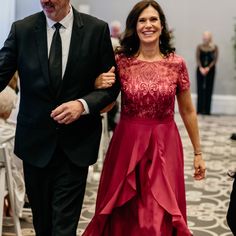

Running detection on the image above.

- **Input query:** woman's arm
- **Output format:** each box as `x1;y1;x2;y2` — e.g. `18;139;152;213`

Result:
94;66;116;89
177;89;206;180
94;67;117;113
196;45;208;75
196;45;202;68
208;45;219;69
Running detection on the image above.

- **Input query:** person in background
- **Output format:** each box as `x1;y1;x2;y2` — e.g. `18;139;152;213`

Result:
0;0;120;235
7;71;20;124
83;1;205;235
110;20;122;51
103;20;123;131
0;85;25;218
196;31;218;115
7;71;19;94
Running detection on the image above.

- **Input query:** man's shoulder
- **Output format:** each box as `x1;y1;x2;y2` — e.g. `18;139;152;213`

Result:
74;10;107;28
14;11;44;27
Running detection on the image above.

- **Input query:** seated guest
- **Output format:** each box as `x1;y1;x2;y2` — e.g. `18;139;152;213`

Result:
0;85;25;217
110;20;122;51
7;71;19;94
7;72;20;124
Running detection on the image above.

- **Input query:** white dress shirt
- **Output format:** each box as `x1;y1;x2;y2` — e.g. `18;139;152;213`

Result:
45;6;89;114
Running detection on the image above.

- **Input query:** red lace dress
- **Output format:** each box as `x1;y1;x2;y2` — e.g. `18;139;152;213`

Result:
83;54;192;236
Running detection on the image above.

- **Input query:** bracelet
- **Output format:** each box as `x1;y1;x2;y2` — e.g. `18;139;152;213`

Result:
194;151;202;156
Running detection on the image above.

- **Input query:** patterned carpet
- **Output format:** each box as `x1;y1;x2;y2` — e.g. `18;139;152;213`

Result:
2;114;236;236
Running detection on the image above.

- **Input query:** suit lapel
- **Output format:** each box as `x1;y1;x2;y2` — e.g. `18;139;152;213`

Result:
34;12;51;89
33;9;84;99
62;8;84;83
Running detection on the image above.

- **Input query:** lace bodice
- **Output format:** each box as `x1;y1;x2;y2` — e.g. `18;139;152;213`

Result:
116;54;190;120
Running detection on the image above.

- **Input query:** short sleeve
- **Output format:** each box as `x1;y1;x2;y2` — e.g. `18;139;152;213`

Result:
176;58;190;94
115;54;125;68
115;54;121;66
115;54;128;77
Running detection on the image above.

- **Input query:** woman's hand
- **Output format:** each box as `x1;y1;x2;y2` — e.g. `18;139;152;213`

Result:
193;154;206;180
199;67;209;76
95;66;116;89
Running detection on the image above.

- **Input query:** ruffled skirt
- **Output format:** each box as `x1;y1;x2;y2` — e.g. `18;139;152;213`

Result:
83;116;192;236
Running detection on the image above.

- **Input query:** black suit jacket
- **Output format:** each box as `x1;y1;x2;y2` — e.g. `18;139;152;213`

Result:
0;8;120;167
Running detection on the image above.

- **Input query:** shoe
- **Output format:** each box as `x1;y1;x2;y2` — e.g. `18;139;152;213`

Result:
230;133;236;140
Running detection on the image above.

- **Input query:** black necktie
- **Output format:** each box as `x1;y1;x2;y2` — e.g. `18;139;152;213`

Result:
49;22;62;93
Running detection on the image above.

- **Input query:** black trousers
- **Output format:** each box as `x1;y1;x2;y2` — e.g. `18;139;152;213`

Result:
23;147;88;236
196;67;215;115
227;178;236;235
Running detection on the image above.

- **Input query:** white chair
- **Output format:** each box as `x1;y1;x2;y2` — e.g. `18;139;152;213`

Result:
97;113;110;169
0;142;22;236
88;113;110;182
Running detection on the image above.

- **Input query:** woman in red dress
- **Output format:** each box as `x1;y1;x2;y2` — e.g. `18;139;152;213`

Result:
83;1;206;235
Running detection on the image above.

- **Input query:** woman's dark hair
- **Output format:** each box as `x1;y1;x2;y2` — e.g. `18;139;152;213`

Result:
116;0;175;57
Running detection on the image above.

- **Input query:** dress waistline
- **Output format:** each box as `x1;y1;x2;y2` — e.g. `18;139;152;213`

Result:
120;115;174;125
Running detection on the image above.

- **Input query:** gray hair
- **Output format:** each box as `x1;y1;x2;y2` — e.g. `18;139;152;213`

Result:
110;20;121;29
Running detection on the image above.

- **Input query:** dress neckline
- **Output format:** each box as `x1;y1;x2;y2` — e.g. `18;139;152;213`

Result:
199;45;216;52
133;57;167;63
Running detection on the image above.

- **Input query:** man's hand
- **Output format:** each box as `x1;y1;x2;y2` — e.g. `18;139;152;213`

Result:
51;100;84;124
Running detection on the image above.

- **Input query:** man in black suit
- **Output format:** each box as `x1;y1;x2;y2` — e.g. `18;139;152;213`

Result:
227;174;236;235
0;0;119;235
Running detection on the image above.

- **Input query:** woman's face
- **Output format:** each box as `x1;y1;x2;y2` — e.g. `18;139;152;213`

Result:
136;5;163;47
202;32;212;45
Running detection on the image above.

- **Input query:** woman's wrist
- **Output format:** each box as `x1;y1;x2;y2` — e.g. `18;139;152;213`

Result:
194;151;202;156
194;153;203;162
